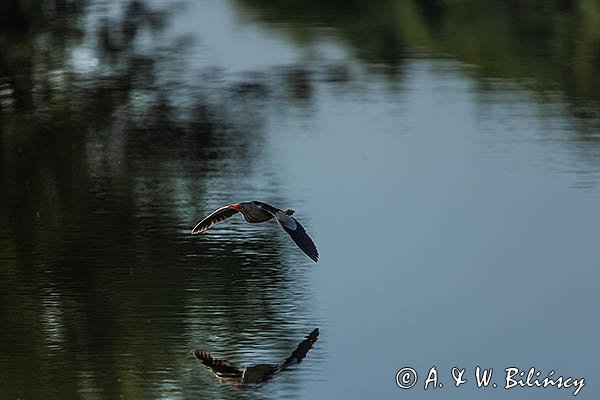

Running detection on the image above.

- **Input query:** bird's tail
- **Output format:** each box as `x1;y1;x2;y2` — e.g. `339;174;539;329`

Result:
279;328;319;371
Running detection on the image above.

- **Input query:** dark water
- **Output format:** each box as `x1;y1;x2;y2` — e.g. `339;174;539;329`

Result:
1;1;599;399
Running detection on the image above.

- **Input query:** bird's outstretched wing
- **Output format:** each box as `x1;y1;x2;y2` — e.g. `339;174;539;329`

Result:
276;213;319;262
193;349;243;380
191;205;240;234
280;328;320;370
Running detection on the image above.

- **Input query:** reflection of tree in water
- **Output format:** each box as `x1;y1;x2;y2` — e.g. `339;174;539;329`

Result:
1;1;316;399
244;0;600;189
235;0;600;141
236;0;410;70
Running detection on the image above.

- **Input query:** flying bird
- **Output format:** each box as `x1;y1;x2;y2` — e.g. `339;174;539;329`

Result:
193;328;319;385
191;201;319;262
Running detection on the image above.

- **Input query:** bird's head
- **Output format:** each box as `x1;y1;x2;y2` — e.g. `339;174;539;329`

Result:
232;202;254;212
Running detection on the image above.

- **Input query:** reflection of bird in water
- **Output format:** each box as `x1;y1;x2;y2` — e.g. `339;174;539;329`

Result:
193;328;319;385
191;201;319;262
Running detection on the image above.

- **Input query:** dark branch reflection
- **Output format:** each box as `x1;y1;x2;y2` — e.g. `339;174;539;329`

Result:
1;1;318;399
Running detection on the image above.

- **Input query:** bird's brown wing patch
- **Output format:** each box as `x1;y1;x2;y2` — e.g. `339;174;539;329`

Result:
280;218;319;262
191;205;240;234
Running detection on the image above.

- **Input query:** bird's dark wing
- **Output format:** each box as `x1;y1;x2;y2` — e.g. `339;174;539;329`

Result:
280;217;319;262
193;349;243;380
191;205;240;234
280;328;320;370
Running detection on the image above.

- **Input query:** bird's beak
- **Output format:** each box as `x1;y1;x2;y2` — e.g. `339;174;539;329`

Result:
230;204;242;210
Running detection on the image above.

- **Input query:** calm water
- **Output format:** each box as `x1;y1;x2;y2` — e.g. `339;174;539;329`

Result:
1;1;599;399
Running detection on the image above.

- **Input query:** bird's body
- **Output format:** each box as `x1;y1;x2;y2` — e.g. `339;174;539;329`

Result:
236;201;280;223
193;328;319;385
192;201;319;262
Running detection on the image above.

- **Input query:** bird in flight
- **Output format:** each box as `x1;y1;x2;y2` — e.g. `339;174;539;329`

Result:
193;328;319;385
191;201;319;262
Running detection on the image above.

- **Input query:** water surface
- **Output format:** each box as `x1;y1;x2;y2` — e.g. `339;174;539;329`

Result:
1;1;599;399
